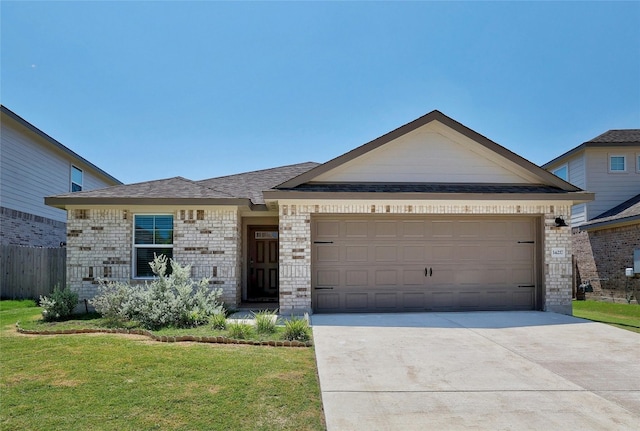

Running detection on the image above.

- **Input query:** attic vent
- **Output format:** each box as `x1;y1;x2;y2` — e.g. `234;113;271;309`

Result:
74;209;89;220
255;231;278;239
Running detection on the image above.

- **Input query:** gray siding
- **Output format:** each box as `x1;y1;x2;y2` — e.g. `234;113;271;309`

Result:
1;119;116;223
568;153;586;189
584;147;640;220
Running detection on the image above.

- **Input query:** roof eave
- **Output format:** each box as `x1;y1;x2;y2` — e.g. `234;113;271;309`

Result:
263;190;595;203
44;196;255;209
579;214;640;231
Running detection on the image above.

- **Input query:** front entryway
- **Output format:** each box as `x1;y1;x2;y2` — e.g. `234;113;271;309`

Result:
246;225;279;302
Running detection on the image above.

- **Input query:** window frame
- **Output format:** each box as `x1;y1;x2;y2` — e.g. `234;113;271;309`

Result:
71;165;83;192
608;155;627;173
132;214;174;279
552;164;569;182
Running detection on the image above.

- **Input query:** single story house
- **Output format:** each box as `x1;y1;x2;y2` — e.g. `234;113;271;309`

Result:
46;111;593;315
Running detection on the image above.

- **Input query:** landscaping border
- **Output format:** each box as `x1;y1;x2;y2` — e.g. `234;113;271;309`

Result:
15;323;312;347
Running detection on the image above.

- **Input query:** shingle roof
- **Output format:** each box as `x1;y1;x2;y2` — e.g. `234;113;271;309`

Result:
587;129;640;144
196;162;320;204
542;129;640;168
51;177;234;199
581;193;640;230
46;162;321;207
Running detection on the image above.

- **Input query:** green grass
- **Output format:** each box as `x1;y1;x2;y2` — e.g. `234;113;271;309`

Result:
573;300;640;333
0;301;325;430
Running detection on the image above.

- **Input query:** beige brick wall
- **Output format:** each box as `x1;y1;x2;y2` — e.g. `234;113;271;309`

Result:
278;201;573;315
66;207;241;307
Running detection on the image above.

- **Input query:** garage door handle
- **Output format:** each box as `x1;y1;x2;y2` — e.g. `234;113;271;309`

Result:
314;287;334;290
518;285;535;288
430;268;433;277
424;268;433;277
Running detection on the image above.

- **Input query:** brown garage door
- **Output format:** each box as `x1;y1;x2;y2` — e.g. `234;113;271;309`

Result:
312;216;540;313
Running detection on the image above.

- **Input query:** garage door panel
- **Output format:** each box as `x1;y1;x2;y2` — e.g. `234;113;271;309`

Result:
315;220;340;238
374;245;397;262
432;221;454;237
402;221;425;237
459;221;482;238
346;270;368;286
315;292;340;311
375;221;397;237
317;269;339;287
458;245;483;260
459;291;482;308
431;292;455;310
312;216;539;313
346;246;368;262
345;293;369;310
402;292;426;309
375;269;398;285
403;270;425;285
375;293;397;309
345;221;368;237
432;245;454;260
402;245;426;261
513;288;535;308
486;221;510;238
316;246;340;262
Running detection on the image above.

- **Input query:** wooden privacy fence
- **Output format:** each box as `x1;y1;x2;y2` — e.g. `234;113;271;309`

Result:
0;245;66;300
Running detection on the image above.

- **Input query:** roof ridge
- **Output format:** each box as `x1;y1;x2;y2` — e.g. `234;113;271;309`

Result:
196;161;320;182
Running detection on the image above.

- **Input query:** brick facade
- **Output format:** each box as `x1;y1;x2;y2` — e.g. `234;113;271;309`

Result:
66;207;241;307
278;201;573;315
1;206;66;247
66;201;574;315
573;223;640;300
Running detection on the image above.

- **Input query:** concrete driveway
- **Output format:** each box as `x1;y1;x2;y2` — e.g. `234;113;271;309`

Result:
311;311;640;430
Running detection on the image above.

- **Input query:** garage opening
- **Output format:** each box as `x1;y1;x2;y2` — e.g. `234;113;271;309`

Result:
311;215;541;313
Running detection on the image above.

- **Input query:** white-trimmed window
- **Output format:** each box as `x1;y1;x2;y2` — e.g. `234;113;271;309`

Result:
71;165;83;192
552;164;568;181
609;155;626;172
133;214;173;278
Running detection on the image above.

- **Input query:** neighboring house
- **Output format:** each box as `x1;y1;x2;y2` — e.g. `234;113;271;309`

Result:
543;130;640;297
46;111;593;315
1;106;122;247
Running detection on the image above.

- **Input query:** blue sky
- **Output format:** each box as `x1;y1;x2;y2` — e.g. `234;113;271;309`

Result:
2;1;639;184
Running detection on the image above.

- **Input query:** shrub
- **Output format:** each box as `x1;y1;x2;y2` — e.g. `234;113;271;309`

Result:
90;280;132;324
227;321;254;340
210;313;227;330
91;255;224;330
40;285;79;322
252;310;278;334
283;314;311;342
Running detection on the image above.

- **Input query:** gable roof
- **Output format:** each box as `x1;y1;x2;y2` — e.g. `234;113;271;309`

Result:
46;162;319;209
580;193;640;231
1;105;122;185
265;110;591;202
277;110;578;191
542;129;640;169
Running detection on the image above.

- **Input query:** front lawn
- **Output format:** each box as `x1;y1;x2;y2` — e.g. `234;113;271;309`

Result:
573;300;640;334
0;301;325;430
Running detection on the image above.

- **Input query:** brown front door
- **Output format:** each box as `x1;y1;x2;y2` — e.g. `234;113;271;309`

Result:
247;226;279;302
